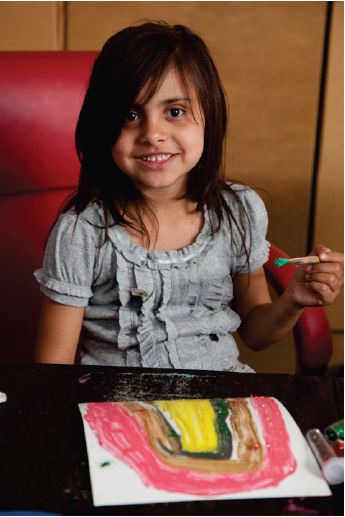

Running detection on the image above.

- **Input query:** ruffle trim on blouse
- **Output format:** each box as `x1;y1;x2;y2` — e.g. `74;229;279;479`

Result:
115;249;196;368
115;251;141;353
107;206;219;368
34;269;93;299
155;269;183;368
115;250;163;368
134;264;160;368
106;206;213;270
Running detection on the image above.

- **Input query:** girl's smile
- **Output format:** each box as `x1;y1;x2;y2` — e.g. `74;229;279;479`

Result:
112;67;204;195
134;152;178;170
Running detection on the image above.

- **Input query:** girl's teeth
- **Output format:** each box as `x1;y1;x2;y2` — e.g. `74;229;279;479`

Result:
141;154;172;162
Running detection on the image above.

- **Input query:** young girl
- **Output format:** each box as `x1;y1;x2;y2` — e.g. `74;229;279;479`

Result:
34;22;343;371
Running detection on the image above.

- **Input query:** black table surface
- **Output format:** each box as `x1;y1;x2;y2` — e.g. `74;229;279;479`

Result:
0;363;343;516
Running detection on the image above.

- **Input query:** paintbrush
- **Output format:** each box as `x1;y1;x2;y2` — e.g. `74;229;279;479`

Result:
274;256;320;267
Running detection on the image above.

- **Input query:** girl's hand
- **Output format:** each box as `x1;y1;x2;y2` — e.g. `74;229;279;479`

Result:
284;245;344;308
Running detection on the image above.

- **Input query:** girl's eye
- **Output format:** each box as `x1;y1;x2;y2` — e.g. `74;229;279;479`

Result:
168;107;185;118
125;111;139;122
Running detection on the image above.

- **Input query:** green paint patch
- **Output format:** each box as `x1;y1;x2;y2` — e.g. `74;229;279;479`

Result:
274;257;289;267
169;428;179;438
212;400;231;437
100;460;111;467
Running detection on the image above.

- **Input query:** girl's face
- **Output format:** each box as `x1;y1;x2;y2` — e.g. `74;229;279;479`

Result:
112;67;204;196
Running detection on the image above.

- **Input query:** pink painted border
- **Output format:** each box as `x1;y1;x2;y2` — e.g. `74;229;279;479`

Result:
85;397;296;496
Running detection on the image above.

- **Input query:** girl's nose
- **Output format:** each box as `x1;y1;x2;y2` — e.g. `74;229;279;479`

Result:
140;117;167;145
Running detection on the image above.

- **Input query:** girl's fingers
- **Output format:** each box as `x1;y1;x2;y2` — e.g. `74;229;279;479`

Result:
304;272;341;293
313;244;332;256
304;262;343;281
294;246;344;306
305;280;334;305
313;244;343;267
318;250;344;265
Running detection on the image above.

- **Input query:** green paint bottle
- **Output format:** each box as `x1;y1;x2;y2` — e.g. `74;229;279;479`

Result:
325;419;344;442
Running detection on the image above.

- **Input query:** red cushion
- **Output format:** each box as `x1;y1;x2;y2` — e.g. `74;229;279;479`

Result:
0;52;96;363
0;190;73;362
0;52;96;193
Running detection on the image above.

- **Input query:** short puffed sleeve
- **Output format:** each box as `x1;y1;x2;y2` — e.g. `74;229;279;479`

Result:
34;209;100;307
225;185;270;275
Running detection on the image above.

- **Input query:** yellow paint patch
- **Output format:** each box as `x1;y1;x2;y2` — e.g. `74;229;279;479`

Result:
155;399;218;453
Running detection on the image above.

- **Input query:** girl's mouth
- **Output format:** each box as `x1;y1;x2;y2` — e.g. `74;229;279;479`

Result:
135;153;177;169
137;153;174;162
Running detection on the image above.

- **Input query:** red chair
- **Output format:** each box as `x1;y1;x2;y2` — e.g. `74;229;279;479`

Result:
0;52;333;372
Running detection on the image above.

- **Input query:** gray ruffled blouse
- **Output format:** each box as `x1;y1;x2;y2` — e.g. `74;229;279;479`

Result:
34;184;270;372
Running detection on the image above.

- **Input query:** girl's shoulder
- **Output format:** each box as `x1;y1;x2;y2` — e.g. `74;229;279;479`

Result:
78;200;106;228
221;182;267;216
52;200;106;247
56;199;103;221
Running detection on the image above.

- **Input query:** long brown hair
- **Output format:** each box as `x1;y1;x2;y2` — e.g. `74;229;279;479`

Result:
63;21;251;261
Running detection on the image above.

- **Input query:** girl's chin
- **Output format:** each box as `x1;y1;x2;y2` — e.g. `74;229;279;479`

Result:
134;173;188;192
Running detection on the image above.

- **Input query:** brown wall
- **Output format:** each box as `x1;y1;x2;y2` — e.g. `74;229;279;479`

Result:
0;1;64;49
0;1;342;373
313;1;344;369
314;1;343;330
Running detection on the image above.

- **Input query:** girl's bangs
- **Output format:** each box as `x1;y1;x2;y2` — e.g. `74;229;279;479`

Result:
129;53;174;106
127;51;197;109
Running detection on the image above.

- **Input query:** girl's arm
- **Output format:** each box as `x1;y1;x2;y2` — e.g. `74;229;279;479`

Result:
233;267;303;350
35;296;85;364
233;245;344;351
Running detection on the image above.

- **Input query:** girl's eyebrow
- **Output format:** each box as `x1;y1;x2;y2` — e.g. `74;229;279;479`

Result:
161;97;191;105
132;97;191;109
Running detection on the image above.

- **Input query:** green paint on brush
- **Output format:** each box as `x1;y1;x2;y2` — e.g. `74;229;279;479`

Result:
274;257;289;267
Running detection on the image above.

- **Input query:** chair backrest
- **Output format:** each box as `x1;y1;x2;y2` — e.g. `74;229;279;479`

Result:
0;52;96;363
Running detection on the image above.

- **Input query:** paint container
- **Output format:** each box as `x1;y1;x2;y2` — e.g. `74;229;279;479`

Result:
324;419;344;442
306;428;344;485
332;439;344;457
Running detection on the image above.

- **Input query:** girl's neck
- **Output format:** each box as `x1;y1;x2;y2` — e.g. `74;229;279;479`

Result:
148;196;196;217
136;182;196;217
131;205;203;252
122;190;203;252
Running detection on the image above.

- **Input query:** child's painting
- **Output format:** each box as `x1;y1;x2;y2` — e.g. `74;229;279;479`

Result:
79;397;331;506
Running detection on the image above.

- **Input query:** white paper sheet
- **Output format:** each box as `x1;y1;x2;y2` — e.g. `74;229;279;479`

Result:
79;397;331;506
